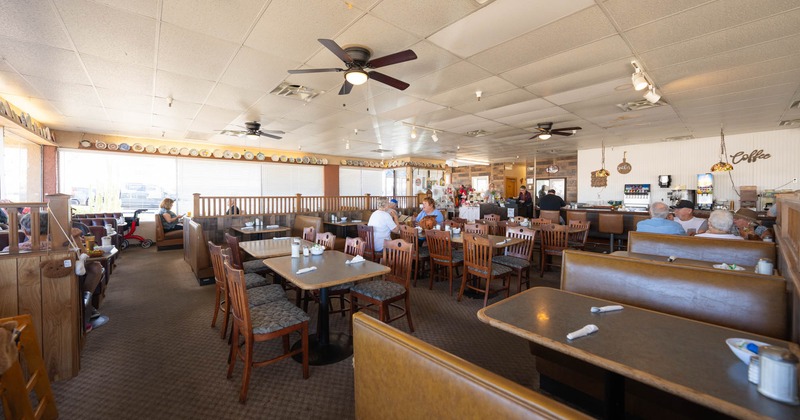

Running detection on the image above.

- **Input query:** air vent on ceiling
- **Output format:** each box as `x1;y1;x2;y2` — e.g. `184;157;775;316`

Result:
371;148;393;153
663;135;694;142
466;129;492;137
185;131;213;140
270;82;321;102
779;119;800;126
616;99;665;112
789;100;800;109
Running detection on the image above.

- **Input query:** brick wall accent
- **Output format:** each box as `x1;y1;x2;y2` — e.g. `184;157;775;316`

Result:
527;154;578;203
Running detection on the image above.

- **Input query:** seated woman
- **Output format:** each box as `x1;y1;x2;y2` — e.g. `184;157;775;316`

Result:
694;210;743;240
158;198;184;232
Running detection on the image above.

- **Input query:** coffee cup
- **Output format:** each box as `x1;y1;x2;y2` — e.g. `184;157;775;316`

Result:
756;258;773;275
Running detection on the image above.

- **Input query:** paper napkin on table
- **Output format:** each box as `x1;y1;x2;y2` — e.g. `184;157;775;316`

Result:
241;226;254;230
566;324;599;340
591;305;623;313
265;224;279;229
273;237;291;240
496;239;510;246
346;255;365;265
352;220;362;222
296;266;317;274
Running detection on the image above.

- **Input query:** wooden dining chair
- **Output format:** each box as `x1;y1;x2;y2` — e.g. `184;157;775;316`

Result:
444;219;464;231
483;213;500;222
426;229;463;295
529;218;553;226
399;225;430;287
493;220;510;236
224;262;309;403
307;237;364;317
539;224;569;277
512;216;528;224
566;211;587;225
460;233;511;308
315;232;336;250
567;221;591;251
350;239;415;332
463;222;489;236
302;226;316;242
344;236;365;257
224;232;271;277
208;242;287;339
493;227;536;293
539;210;561;224
357;224;377;262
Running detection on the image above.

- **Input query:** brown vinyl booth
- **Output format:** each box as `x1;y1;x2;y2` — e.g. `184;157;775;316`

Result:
155;214;184;250
353;312;589;420
627;231;776;267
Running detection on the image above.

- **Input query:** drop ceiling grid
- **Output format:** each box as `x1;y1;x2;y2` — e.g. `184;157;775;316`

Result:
661;54;800;95
0;0;73;49
160;0;267;43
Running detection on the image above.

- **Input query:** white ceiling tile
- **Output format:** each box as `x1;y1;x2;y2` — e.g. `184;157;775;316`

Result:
545;78;630;106
501;36;632;87
152;98;201;119
105;108;151;125
266;119;310;133
220;47;302;91
154;70;215;104
360;91;421;115
468;5;615;73
204;83;266;112
623;0;800;53
25;76;100;105
378;101;445;123
453;88;538;115
560;88;647;118
55;0;156;66
665;68;800;102
329;14;419;57
475;98;552;120
403;61;491;98
0;94;62;121
0;71;39;97
81;54;154;93
0;37;89;84
152;115;192;131
89;0;159;18
493;107;574;128
431;0;595;59
245;0;362;63
48;100;107;119
162;0;266;43
392;40;461;83
157;23;239;81
0;1;72;49
248;94;306;120
601;0;712;31
191;104;244;128
96;88;152;113
427;76;516;108
371;0;477;39
282;103;346;123
525;58;634;98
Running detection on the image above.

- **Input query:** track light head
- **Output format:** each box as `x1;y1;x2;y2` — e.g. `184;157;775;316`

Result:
432;131;438;142
644;86;661;103
630;61;649;91
410;127;417;139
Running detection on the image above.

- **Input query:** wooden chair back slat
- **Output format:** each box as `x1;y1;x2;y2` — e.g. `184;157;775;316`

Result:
463;223;488;236
224;232;245;270
382;239;413;288
357;225;377;261
344;237;365;257
315;232;336;250
463;233;494;279
483;214;500;222
302;226;316;242
426;230;454;261
504;227;536;261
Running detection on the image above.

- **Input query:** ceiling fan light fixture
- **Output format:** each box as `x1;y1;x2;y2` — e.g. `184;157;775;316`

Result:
539;133;552;140
345;69;368;85
643;86;661;103
246;133;259;140
431;131;438;142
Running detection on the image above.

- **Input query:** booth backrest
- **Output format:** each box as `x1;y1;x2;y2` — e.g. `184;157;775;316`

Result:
183;219;213;279
627;231;775;267
0;231;27;250
292;215;322;238
74;213;122;219
561;250;788;339
78;218;117;229
154;214;183;250
353;313;589;420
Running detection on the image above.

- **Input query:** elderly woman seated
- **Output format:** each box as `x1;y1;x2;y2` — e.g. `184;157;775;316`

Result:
695;210;744;240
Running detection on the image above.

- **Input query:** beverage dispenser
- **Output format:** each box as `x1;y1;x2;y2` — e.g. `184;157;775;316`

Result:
623;184;651;210
696;173;714;210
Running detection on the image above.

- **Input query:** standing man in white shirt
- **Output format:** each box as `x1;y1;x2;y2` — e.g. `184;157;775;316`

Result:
368;198;399;253
671;200;707;235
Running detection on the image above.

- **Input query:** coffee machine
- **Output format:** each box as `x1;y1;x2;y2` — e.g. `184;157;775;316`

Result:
668;189;696;208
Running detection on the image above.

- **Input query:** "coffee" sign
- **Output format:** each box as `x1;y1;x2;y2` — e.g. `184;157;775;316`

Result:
730;149;770;165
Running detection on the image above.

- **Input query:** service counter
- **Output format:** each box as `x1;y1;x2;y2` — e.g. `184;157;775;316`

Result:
457;203;509;221
557;207;648;239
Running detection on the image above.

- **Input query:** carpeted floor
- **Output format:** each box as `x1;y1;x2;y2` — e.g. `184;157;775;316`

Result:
50;247;563;419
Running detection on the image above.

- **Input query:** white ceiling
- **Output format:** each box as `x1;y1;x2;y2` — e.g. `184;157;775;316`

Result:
1;0;799;162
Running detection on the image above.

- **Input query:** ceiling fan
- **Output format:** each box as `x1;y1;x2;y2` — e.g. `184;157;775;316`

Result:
220;121;284;140
288;39;417;95
529;122;582;140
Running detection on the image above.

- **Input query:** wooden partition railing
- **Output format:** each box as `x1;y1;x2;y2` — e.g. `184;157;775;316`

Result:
775;192;800;343
193;193;419;217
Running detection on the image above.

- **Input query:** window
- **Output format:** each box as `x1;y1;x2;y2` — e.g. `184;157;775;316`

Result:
1;132;42;201
340;168;383;196
471;176;489;192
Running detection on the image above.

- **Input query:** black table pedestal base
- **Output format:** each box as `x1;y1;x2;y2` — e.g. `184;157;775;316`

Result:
291;332;352;366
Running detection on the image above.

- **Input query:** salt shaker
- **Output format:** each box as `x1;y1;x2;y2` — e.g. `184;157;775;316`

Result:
302;246;310;257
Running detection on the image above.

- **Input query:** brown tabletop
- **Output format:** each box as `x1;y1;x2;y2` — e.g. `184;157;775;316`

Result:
478;287;800;420
263;250;389;366
239;237;313;259
611;250;776;276
323;220;366;238
231;225;290;240
450;233;524;249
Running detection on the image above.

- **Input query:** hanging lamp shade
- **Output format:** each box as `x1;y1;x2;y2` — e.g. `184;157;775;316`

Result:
595;168;610;178
710;127;734;172
595;141;610;177
710;161;734;172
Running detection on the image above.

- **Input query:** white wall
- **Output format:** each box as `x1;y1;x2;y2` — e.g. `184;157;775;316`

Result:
577;128;800;205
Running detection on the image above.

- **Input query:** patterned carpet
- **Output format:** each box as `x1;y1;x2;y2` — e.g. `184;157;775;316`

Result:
50;247;563;419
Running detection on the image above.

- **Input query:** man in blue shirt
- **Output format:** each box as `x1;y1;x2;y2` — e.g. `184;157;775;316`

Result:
636;202;686;235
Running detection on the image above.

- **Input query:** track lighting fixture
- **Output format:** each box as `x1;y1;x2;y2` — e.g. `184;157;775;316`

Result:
630;61;649;91
410;127;417;139
643;85;661;103
402;122;442;143
432;131;438;142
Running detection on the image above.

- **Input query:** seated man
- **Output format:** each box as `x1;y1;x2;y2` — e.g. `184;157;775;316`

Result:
368;198;399;253
695;210;744;240
732;208;769;239
671;200;707;235
636;202;686;235
225;198;241;215
538;189;565;223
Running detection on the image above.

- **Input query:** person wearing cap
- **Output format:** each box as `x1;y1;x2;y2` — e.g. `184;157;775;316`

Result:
671;200;707;235
695;210;743;240
636;202;686;235
732;208;769;239
387;198;399;218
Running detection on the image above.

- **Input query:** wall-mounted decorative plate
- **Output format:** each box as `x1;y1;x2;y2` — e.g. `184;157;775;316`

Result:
119;143;131;151
212;149;223;158
190;149;199;157
233;152;241;159
256;152;266;161
95;141;107;149
223;150;233;159
244;151;254;160
170;147;180;155
145;145;156;153
80;140;91;148
132;143;144;152
280;155;287;162
107;143;118;151
271;154;279;161
180;147;191;156
158;145;169;154
321;158;328;165
199;149;209;157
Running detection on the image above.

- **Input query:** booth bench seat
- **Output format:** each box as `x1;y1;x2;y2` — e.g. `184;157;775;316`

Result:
627;231;775;267
155;216;183;250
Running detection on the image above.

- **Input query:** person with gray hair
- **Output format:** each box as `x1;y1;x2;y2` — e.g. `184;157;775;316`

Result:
635;202;686;235
368;198;399;252
695;210;744;240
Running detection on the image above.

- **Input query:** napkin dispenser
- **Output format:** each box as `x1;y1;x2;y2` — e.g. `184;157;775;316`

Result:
758;345;800;405
756;258;774;275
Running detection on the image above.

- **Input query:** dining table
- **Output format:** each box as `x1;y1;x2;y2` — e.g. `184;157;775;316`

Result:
239;237;314;259
610;250;779;276
323;220;365;238
449;233;525;249
263;250;390;365
230;225;290;241
478;287;800;419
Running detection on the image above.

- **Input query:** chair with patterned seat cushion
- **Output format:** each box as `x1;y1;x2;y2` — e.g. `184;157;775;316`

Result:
302;226;316;242
398;225;429;287
459;233;512;308
540;224;569;277
350;239;414;332
425;229;463;295
224;262;309;403
225;232;270;277
567;221;590;250
209;242;280;339
492;227;536;294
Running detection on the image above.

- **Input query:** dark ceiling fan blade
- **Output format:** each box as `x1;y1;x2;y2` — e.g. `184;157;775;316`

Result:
318;39;354;63
339;80;353;95
260;129;285;135
367;49;417;69
368;71;410;91
288;68;343;74
260;132;282;140
551;126;582;133
528;133;542;140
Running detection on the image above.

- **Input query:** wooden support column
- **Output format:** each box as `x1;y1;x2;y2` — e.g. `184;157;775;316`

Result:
324;165;339;197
